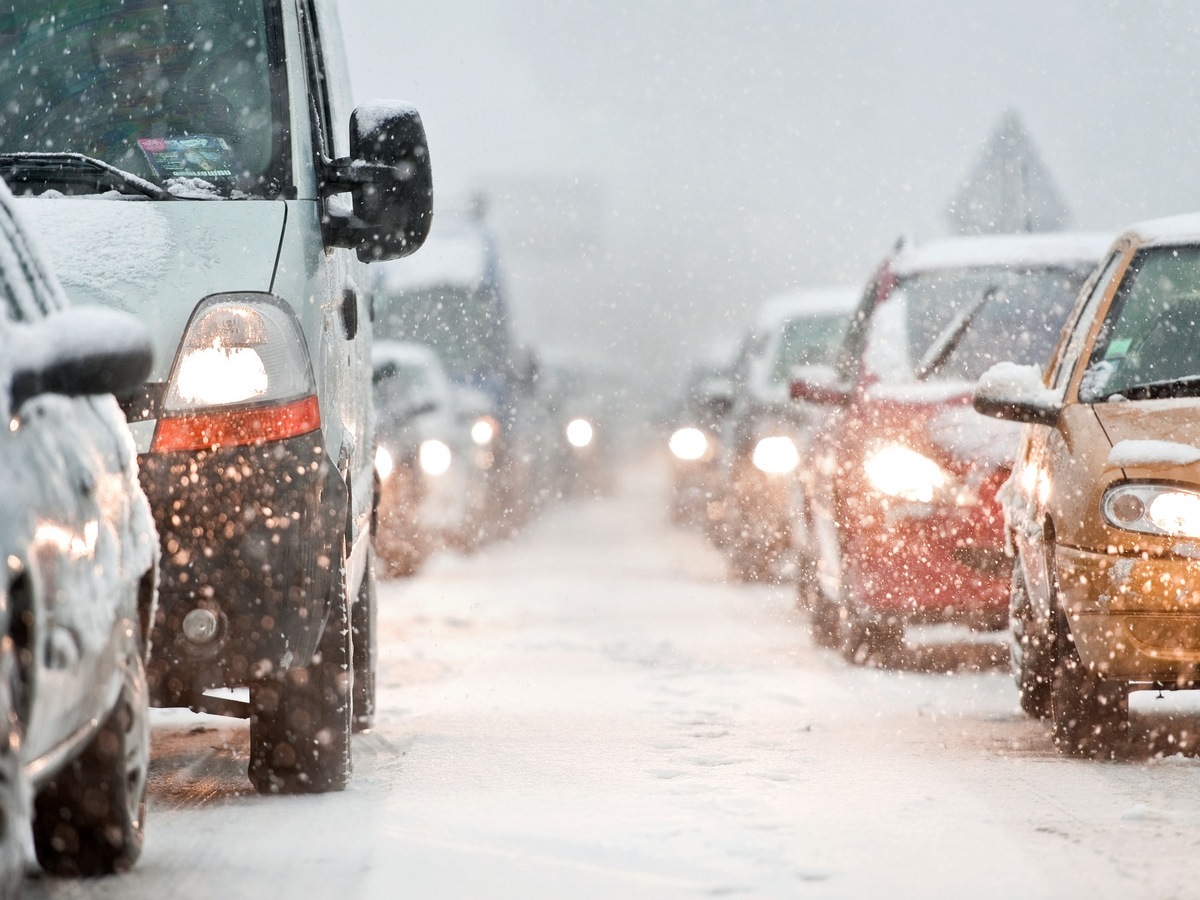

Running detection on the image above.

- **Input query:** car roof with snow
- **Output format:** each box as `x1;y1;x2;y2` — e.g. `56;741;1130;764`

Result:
372;339;445;371
752;286;860;331
1123;212;1200;247
891;232;1112;277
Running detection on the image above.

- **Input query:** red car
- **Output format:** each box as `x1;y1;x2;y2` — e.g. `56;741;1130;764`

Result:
793;234;1108;664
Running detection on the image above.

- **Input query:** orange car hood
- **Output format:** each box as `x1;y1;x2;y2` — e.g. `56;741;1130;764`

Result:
1093;399;1200;477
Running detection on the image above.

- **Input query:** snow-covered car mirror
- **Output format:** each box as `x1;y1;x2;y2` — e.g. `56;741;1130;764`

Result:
972;361;1060;427
9;306;152;410
789;364;851;406
326;101;434;263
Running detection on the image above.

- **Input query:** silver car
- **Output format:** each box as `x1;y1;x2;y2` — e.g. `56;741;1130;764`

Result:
0;183;158;889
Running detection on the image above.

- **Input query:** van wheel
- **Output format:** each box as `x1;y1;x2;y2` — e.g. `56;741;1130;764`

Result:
248;583;352;794
1050;617;1128;759
33;647;149;876
1010;564;1052;719
352;549;377;733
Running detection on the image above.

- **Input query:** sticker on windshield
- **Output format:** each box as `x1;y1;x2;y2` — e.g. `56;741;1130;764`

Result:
138;136;240;181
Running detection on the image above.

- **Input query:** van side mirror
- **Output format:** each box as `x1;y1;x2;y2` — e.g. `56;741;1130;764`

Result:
324;101;434;263
972;362;1061;427
10;307;152;410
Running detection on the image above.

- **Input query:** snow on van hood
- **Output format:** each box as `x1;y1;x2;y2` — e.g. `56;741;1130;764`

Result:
15;197;285;381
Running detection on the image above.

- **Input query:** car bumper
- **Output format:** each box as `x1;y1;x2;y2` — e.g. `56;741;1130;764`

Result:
138;431;346;707
1056;545;1200;683
846;502;1010;627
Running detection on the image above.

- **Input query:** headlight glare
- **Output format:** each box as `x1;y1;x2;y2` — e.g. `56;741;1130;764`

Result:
419;439;453;476
752;435;800;474
669;427;708;461
864;443;952;503
375;445;395;480
566;418;594;448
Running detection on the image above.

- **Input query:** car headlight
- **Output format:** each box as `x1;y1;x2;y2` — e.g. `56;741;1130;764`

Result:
864;443;953;503
669;427;709;461
471;416;498;446
154;294;318;452
1103;483;1200;538
419;439;453;476
375;445;395;480
566;418;594;448
752;435;800;475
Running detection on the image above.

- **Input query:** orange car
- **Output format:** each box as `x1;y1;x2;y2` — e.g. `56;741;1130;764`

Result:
975;213;1200;758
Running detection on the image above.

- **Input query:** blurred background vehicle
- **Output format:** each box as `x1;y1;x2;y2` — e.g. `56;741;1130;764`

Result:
977;216;1200;757
717;287;858;582
793;233;1109;663
373;209;540;541
372;341;489;577
667;357;736;530
0;184;158;887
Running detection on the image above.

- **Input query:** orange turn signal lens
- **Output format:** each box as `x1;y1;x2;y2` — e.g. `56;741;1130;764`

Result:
152;395;321;453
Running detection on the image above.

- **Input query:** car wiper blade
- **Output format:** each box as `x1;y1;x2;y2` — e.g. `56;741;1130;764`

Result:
1110;375;1200;401
914;286;998;382
0;152;173;200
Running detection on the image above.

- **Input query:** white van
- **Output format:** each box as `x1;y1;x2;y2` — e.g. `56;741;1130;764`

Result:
0;0;433;794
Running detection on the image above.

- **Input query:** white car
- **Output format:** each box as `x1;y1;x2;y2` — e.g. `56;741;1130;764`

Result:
373;341;489;575
0;181;159;889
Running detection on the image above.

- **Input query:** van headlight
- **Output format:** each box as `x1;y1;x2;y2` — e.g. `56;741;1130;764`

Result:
864;443;953;503
1103;483;1200;538
471;416;498;446
154;294;318;452
752;435;800;474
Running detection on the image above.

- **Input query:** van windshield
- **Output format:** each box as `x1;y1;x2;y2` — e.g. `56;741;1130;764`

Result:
0;0;285;196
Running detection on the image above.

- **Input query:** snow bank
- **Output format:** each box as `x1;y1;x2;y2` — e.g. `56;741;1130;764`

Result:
1108;439;1200;469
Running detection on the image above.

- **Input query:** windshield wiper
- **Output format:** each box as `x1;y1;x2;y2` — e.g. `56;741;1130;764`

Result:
0;152;172;201
1106;374;1200;401
913;286;998;382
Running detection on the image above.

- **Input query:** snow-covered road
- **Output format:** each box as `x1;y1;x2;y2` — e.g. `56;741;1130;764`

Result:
27;458;1200;899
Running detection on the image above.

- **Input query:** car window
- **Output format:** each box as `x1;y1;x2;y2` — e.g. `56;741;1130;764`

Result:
864;264;1091;384
1079;245;1200;401
1051;249;1123;391
769;314;846;384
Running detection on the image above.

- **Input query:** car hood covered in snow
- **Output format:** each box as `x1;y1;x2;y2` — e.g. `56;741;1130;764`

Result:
14;198;285;382
1094;398;1200;476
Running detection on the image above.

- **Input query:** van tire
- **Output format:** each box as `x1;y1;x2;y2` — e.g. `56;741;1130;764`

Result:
248;582;352;794
32;647;149;876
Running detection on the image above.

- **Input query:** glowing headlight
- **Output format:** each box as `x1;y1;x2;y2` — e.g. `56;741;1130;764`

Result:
753;435;800;474
471;416;498;446
1103;483;1200;538
566;418;594;448
669;427;709;461
419;439;453;477
173;344;269;406
864;444;952;503
374;445;395;480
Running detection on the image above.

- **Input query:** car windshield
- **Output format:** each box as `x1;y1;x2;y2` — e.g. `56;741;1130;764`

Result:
0;0;283;196
1079;245;1200;401
769;314;846;384
865;264;1091;384
375;285;510;380
374;361;434;411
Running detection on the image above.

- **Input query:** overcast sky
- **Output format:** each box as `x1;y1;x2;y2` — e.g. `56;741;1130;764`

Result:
339;1;1200;387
